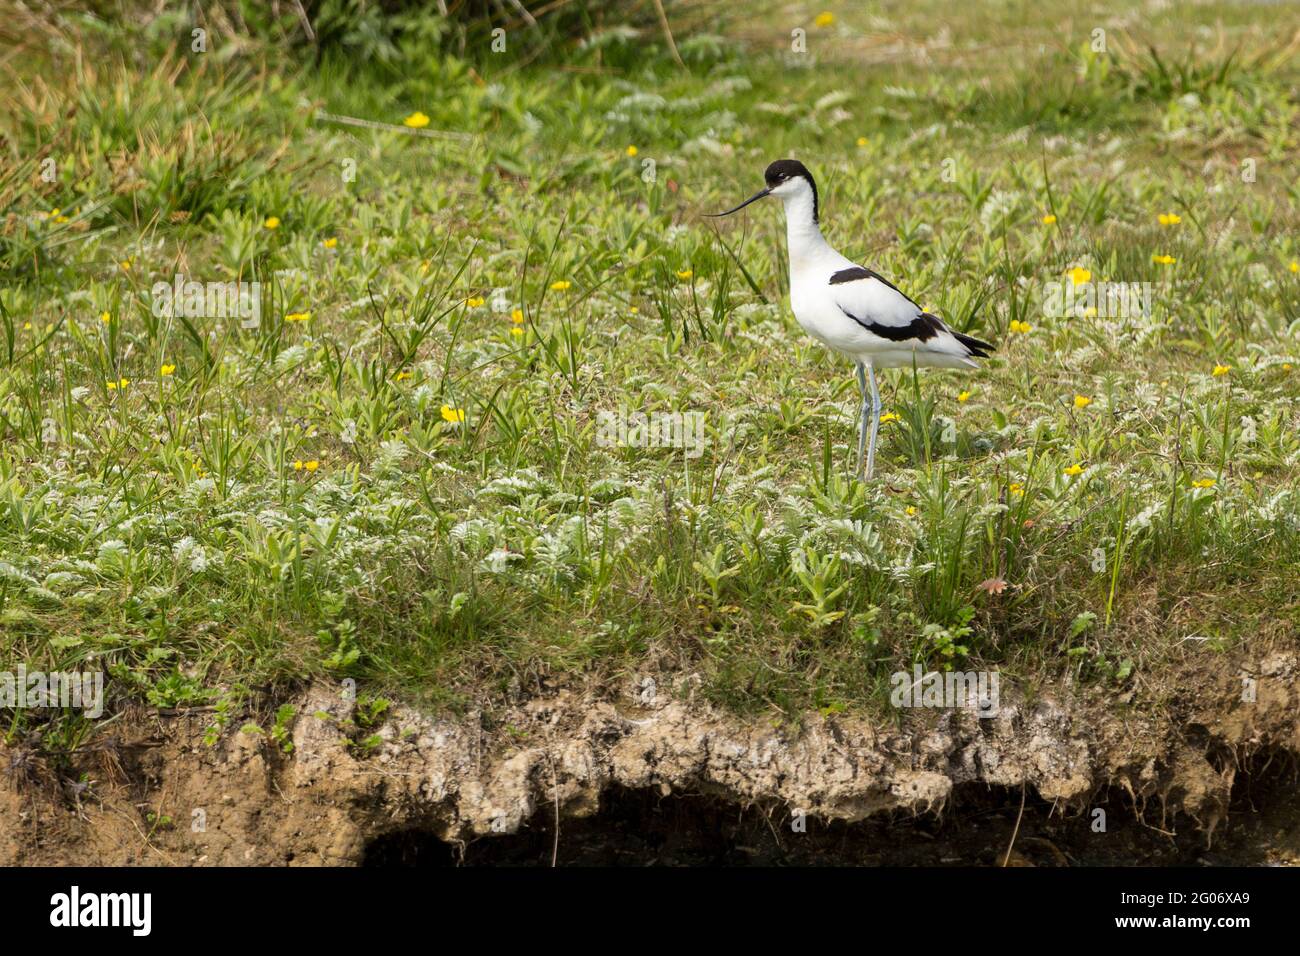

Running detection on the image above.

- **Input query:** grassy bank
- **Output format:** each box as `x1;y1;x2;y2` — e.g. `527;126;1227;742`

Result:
2;1;1299;748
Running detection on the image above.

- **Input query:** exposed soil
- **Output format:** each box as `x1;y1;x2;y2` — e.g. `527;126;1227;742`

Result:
3;649;1299;866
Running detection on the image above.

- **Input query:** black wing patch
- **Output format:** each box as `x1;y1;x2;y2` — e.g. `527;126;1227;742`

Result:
828;266;921;310
839;308;943;343
828;267;873;285
830;268;995;355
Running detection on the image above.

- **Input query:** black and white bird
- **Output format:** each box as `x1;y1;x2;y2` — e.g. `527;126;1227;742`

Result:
707;159;994;479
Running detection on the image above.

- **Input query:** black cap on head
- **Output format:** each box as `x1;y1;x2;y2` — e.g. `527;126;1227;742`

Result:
763;159;818;222
764;159;812;186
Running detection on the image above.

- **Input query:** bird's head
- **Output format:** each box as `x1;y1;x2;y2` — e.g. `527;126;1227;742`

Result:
706;159;818;222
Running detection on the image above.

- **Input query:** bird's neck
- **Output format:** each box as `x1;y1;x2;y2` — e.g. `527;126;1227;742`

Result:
782;191;831;269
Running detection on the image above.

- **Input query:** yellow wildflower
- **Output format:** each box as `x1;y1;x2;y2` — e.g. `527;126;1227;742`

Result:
440;405;466;423
957;390;971;403
100;311;111;324
1289;261;1299;273
1009;320;1032;334
264;216;280;230
1063;464;1084;476
1041;214;1057;225
676;269;693;280
1073;395;1091;408
879;412;900;424
322;237;338;249
856;137;868;148
465;296;485;308
510;309;525;324
1157;213;1182;226
403;112;430;129
1152;254;1176;265
550;280;571;291
1212;364;1230;377
814;11;835;27
284;311;311;322
1066;267;1091;285
160;364;176;376
395;370;412;381
626;145;638;157
1191;478;1216;489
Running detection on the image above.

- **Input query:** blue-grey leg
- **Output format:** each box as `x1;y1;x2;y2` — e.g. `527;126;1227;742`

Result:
855;361;869;477
864;358;881;480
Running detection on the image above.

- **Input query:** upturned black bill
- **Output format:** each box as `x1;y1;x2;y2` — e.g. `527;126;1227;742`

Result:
705;188;771;217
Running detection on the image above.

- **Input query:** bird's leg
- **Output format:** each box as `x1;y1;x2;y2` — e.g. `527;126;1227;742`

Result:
855;361;869;478
864;359;881;480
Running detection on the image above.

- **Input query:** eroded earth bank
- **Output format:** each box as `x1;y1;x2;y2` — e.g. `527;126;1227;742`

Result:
4;650;1299;866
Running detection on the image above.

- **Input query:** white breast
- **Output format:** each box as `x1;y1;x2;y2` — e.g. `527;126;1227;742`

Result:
789;258;885;357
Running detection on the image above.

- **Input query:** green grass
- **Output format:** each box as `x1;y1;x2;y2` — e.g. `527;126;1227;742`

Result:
2;1;1299;742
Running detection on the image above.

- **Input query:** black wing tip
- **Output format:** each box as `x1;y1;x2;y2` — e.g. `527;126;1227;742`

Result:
951;328;996;358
